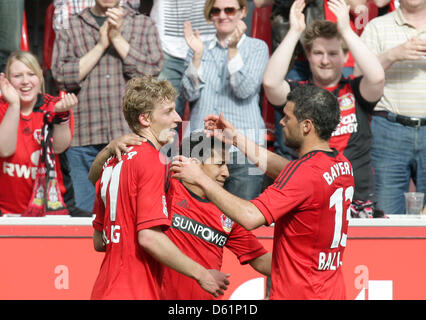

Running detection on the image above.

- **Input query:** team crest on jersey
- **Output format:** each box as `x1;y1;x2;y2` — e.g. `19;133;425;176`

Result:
33;129;42;144
338;93;355;111
220;214;234;233
162;195;169;217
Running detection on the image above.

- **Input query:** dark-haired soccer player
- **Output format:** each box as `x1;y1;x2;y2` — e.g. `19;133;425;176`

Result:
161;132;271;300
171;85;355;299
90;76;229;300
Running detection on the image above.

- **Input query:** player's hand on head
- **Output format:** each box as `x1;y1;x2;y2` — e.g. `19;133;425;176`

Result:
170;155;204;184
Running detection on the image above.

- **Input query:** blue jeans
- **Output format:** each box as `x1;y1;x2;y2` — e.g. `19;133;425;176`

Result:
158;53;187;119
0;0;24;72
371;115;426;214
224;152;264;200
66;144;106;212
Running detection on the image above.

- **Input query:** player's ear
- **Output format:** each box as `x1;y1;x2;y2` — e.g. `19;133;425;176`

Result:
302;119;314;135
138;113;151;127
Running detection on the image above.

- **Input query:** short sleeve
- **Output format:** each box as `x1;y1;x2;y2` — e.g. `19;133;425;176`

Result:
226;223;268;265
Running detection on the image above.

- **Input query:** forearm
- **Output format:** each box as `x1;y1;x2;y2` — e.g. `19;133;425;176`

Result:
263;29;300;105
110;34;130;60
378;47;400;71
93;229;106;252
52;123;72;154
197;174;265;230
88;146;112;185
249;252;272;276
233;131;289;179
139;228;208;282
0;104;20;157
341;28;384;83
78;43;106;81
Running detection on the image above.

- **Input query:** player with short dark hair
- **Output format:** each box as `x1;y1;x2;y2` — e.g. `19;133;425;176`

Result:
161;131;271;299
171;85;355;299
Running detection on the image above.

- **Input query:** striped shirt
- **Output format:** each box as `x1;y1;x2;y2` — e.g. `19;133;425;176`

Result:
181;35;269;147
150;0;216;59
361;9;426;117
53;0;140;31
52;7;163;147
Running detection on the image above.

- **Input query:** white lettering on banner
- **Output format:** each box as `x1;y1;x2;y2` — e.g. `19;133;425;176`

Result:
54;265;69;290
323;161;353;185
3;162;37;180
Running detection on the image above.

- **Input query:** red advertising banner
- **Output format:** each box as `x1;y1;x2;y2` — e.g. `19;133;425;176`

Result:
0;216;425;300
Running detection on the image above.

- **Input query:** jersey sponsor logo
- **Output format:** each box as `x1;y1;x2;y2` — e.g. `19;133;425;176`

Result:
220;214;234;233
171;213;229;248
332;93;358;137
3;163;38;180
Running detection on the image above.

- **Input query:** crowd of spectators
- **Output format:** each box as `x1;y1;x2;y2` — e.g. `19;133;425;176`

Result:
0;0;425;218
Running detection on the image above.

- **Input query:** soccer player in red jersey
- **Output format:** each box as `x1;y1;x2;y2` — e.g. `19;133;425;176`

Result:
171;85;355;299
161;132;271;300
90;76;229;300
263;0;385;217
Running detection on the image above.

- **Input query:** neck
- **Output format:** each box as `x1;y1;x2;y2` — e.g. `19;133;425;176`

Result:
312;76;340;88
20;99;37;116
137;129;163;151
297;139;332;158
217;32;233;47
401;5;426;28
182;180;206;198
91;4;108;16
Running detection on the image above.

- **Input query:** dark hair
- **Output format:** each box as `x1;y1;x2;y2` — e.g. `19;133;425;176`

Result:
287;85;340;141
179;131;228;163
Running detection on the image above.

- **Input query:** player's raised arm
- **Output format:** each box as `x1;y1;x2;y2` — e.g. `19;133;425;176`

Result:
204;113;290;179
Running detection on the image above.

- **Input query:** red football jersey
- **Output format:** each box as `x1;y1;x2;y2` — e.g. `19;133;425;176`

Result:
0;95;69;214
91;142;171;300
251;150;355;300
161;179;267;300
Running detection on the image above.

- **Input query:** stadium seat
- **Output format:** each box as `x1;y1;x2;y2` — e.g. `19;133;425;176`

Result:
20;11;29;51
43;2;55;71
251;6;275;150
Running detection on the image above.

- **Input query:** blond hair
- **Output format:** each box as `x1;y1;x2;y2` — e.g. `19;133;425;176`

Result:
122;76;177;133
5;51;45;93
302;20;349;54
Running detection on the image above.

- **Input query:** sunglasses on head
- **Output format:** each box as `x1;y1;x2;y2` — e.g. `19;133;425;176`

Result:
210;7;241;17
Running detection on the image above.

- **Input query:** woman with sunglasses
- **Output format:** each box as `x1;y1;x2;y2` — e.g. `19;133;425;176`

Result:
181;0;269;201
0;51;85;217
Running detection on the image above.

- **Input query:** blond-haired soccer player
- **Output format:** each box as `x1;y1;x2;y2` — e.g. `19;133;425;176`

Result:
90;76;229;299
